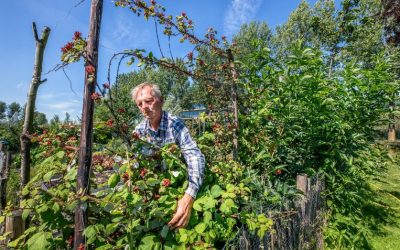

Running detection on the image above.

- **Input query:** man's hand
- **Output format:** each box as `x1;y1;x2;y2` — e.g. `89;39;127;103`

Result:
168;193;194;230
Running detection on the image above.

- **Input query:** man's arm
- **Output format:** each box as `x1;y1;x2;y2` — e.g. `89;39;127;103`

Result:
168;120;205;229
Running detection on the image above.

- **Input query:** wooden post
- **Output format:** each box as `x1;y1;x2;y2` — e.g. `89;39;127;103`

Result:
74;0;103;249
226;49;239;161
296;174;308;194
2;210;25;245
388;124;396;142
20;23;51;193
0;143;6;210
296;174;308;219
1;152;11;209
388;100;396;142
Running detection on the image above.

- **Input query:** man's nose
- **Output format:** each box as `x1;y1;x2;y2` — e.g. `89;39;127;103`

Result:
142;102;150;109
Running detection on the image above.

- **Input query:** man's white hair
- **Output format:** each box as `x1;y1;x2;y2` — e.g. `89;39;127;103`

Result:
131;82;163;102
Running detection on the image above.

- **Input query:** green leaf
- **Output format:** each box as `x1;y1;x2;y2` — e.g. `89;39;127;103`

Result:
226;184;235;193
210;185;222;198
146;177;160;187
65;167;77;181
139;234;162;250
105;222;119;236
257;214;270;224
220;199;237;215
202;196;217;211
84;225;97;239
52;202;60;213
209;229;217;239
22;209;31;221
95;244;114;250
203;211;212;223
161;225;169;238
193;199;203;211
43;171;54;182
108;173;120;188
26;232;52;250
195;222;207;234
56;151;65;159
178;228;189;244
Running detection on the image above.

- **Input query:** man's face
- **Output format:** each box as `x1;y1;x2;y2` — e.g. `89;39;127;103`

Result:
135;86;163;121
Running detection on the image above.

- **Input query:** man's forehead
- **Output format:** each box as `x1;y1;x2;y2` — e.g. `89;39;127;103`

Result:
138;86;153;97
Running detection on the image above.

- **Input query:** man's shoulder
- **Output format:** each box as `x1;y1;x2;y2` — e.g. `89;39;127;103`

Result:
164;111;185;129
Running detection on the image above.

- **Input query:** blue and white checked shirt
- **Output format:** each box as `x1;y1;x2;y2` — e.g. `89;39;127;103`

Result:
134;111;205;198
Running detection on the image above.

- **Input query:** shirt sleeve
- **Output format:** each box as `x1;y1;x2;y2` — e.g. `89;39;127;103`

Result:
173;119;205;199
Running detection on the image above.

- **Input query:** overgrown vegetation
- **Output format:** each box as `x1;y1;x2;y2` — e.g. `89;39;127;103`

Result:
1;0;400;249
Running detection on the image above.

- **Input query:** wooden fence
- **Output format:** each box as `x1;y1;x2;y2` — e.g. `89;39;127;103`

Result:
230;174;326;250
1;142;22;247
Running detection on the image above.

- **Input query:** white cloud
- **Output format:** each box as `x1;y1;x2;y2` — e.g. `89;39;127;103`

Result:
17;81;28;91
102;13;151;51
48;101;80;110
223;0;262;37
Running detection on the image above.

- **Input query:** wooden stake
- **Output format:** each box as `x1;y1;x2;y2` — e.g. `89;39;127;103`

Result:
227;49;239;161
74;0;103;249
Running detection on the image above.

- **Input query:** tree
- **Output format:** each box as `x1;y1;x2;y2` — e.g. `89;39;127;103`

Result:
20;23;50;210
33;111;48;128
382;0;400;46
64;112;71;124
7;102;22;121
0;101;6;120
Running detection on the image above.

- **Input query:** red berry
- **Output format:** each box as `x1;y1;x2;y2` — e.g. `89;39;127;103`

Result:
85;65;95;74
122;172;129;183
187;52;193;60
67;235;73;247
140;168;148;178
91;92;101;101
106;119;114;127
132;132;140;140
73;31;82;40
275;169;282;175
162;179;171;187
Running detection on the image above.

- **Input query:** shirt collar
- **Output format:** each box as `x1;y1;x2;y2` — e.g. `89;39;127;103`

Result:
145;111;167;132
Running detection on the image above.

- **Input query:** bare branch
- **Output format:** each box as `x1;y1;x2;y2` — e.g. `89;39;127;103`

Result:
62;66;78;96
154;17;165;58
32;22;39;43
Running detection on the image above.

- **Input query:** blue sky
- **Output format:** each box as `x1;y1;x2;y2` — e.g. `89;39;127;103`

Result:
0;0;338;121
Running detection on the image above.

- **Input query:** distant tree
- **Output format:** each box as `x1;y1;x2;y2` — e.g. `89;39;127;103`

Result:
50;115;60;128
233;21;272;60
382;0;400;47
33;111;47;128
64;112;71;124
7;102;22;121
0;101;6;120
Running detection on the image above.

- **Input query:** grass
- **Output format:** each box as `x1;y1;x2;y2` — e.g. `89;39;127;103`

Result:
368;150;400;250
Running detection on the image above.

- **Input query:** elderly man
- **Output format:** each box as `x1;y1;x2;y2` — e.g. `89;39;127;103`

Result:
131;82;205;229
